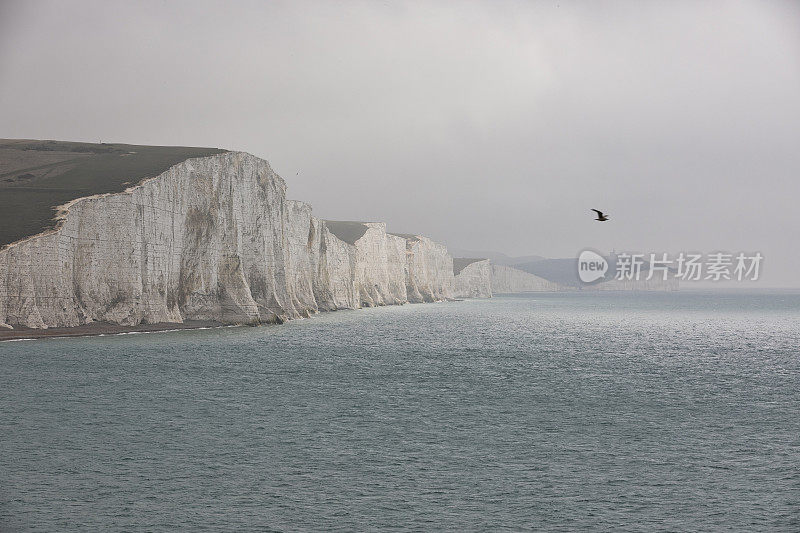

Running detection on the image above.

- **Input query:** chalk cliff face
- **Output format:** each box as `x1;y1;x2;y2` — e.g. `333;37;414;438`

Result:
491;264;560;293
349;223;407;307
453;259;492;298
0;152;463;330
404;235;454;303
285;200;360;313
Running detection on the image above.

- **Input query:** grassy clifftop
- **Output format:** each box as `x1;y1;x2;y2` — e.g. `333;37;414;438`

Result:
453;257;486;276
324;221;370;245
0;139;226;247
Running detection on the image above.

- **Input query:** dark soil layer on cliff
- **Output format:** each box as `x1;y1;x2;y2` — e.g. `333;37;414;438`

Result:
0;139;226;248
0;320;225;341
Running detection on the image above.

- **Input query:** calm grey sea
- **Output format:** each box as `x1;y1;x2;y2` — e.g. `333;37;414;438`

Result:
1;291;799;532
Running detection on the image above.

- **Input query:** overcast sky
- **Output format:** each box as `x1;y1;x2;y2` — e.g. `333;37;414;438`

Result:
1;0;798;286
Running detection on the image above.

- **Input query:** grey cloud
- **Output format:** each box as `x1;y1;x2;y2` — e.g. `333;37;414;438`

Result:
1;0;798;285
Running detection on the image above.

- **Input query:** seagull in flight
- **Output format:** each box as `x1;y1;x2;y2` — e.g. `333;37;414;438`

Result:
591;209;609;222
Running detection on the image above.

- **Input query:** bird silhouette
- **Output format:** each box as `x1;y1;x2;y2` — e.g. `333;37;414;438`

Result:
591;209;609;222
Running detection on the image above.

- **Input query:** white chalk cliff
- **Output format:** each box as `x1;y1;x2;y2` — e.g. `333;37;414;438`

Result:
0;152;484;330
490;264;560;293
453;259;492;298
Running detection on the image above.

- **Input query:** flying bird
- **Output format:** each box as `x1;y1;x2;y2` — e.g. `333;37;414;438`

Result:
591;209;609;222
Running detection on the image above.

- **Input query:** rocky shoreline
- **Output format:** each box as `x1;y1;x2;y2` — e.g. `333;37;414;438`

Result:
0;320;224;341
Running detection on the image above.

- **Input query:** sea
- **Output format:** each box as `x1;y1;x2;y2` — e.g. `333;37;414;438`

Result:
1;291;798;531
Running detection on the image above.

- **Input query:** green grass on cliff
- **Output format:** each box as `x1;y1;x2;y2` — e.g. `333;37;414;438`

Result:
453;257;486;276
324;221;370;245
0;139;226;248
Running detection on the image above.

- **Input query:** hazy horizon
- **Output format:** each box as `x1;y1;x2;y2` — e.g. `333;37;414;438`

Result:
1;0;798;286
